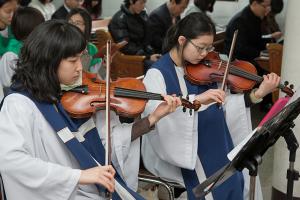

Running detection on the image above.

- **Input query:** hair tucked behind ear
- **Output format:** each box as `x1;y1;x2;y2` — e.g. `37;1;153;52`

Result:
162;12;216;54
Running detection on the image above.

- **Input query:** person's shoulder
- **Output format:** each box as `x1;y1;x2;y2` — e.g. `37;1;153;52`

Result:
110;9;126;24
227;9;246;28
51;6;67;19
149;3;167;18
2;93;37;115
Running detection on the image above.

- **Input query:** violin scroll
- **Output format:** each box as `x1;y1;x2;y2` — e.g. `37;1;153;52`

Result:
279;81;294;97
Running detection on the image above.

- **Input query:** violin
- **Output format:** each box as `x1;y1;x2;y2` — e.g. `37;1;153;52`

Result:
184;51;294;97
61;72;201;118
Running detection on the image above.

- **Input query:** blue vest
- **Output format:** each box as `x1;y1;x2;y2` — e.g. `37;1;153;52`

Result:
151;53;244;200
1;88;144;200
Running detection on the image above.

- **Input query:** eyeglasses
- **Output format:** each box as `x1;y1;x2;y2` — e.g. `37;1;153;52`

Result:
188;39;215;54
258;3;271;9
69;20;85;27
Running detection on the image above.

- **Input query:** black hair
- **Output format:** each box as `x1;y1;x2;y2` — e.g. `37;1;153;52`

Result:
250;0;264;4
0;0;17;7
194;0;216;12
12;20;86;103
271;0;283;14
123;0;138;8
83;0;102;18
67;8;92;41
11;7;45;41
170;0;184;4
38;0;53;4
163;12;215;53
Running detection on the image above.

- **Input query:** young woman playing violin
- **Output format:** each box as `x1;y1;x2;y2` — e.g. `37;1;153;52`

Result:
0;20;181;200
141;12;280;200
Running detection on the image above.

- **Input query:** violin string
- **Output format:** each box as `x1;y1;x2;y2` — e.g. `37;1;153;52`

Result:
209;60;263;82
114;87;163;100
210;60;262;82
207;60;263;82
91;84;163;99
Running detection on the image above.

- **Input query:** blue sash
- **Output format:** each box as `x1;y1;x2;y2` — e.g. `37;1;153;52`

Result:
151;53;244;200
1;89;144;200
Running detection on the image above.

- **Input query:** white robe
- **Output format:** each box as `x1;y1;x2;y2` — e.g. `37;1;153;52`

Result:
142;67;263;199
0;52;17;101
0;93;139;200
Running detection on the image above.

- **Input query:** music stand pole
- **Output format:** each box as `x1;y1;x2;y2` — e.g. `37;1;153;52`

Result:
244;155;262;200
282;127;299;200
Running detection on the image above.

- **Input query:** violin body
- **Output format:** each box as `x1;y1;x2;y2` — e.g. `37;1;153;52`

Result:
185;51;258;93
61;72;147;118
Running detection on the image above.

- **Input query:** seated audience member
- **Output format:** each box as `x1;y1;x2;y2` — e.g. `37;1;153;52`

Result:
0;7;45;101
224;0;271;72
83;0;102;19
29;0;56;20
67;8;102;73
224;0;276;111
261;0;283;43
0;0;17;56
184;0;215;16
147;0;189;54
108;0;160;72
51;0;83;20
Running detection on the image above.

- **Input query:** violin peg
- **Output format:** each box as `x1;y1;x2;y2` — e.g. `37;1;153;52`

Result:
284;81;289;86
183;107;186;113
189;109;192;116
186;95;189;101
290;84;294;90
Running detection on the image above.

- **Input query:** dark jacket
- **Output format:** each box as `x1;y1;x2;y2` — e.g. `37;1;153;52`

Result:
148;3;180;53
51;5;68;20
108;4;153;57
223;6;267;62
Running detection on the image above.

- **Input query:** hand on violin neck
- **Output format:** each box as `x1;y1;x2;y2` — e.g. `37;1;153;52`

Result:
255;73;281;99
195;89;225;105
148;94;182;126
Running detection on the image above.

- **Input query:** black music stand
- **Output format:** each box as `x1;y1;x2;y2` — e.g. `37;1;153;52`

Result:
193;97;300;200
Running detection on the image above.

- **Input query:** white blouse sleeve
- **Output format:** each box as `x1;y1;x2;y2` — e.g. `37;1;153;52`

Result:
0;94;81;200
94;111;140;191
0;52;17;87
142;68;198;169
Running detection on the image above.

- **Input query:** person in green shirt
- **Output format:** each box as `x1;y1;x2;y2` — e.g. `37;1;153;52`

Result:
0;7;44;100
67;8;102;73
0;0;17;56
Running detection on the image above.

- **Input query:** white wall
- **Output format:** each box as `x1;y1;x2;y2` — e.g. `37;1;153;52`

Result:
101;0;287;31
272;0;300;196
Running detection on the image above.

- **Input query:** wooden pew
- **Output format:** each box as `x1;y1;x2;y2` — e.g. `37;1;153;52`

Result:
91;17;111;32
213;30;226;52
94;29;145;80
267;43;283;102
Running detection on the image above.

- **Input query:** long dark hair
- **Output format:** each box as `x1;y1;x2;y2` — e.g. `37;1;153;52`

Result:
194;0;216;12
83;0;102;18
124;0;138;8
162;12;215;54
67;8;92;41
12;20;86;103
11;7;45;41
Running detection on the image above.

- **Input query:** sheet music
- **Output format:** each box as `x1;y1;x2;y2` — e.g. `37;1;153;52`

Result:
228;86;300;161
227;128;258;161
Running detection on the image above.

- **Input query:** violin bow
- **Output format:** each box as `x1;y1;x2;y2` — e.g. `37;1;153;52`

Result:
221;30;239;91
105;40;112;199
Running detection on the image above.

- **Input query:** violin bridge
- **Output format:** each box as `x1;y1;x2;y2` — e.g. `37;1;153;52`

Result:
218;60;222;70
